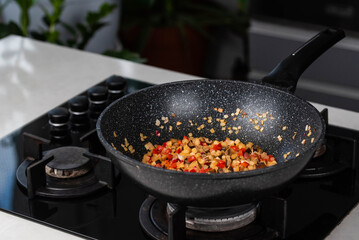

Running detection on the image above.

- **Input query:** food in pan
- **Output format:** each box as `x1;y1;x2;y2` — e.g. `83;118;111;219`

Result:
142;136;277;173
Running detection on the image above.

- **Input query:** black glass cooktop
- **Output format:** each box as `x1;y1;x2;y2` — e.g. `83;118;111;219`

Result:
0;76;358;240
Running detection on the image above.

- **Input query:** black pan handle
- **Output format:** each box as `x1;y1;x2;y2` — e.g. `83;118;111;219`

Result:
261;28;345;93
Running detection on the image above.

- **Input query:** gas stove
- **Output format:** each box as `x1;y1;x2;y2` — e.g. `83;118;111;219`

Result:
0;76;358;240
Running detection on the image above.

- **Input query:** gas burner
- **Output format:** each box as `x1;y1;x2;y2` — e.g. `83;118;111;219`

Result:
167;202;258;232
139;196;279;240
313;143;327;158
45;147;92;178
300;133;352;178
16;145;117;199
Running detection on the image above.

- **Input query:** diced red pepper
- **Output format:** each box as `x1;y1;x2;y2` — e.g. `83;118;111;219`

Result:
190;169;197;173
155;130;160;137
152;149;159;155
238;149;243;157
162;142;167;147
188;155;196;162
217;160;226;169
241;162;249;168
176;148;181;154
171;162;177;169
156;145;164;152
164;148;171;154
268;155;275;162
155;163;162;168
211;143;222;151
198;168;208;173
215;143;222;150
177;140;182;145
183;136;189;141
231;145;239;152
167;154;173;160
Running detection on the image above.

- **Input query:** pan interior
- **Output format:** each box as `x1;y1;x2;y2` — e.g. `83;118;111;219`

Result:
99;80;324;167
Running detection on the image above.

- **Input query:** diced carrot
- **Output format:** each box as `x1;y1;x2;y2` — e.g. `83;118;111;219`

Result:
241;162;249;168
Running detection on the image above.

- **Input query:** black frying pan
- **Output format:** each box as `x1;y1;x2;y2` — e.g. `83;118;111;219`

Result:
97;28;345;207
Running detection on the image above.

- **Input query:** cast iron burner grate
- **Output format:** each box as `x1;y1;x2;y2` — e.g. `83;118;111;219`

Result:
16;130;117;199
300;108;355;178
300;132;355;178
139;196;281;240
167;202;258;232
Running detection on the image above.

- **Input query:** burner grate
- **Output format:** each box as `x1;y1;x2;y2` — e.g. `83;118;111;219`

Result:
16;130;118;199
167;202;258;232
139;196;281;240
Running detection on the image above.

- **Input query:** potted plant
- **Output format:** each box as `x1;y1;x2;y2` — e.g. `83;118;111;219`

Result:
120;0;249;75
0;0;145;63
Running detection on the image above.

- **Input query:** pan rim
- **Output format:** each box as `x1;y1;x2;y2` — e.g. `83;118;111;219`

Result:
96;79;326;180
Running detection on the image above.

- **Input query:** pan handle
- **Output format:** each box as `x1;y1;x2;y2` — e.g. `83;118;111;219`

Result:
261;28;345;93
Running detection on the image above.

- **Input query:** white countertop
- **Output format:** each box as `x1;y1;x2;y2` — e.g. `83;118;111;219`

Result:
0;35;199;138
0;35;359;239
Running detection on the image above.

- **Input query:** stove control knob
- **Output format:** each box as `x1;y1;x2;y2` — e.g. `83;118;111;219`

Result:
88;86;108;103
88;86;108;119
69;95;89;114
48;107;70;127
48;107;70;139
68;96;89;128
106;75;127;102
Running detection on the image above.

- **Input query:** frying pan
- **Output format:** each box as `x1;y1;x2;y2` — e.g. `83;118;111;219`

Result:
97;28;345;207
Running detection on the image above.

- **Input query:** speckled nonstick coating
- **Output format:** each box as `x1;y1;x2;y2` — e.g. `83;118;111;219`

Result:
97;80;324;207
96;28;345;207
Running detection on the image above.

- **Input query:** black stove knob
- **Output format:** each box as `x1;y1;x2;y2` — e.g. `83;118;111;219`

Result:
88;86;108;119
48;107;70;127
48;107;70;139
69;95;89;114
106;75;127;102
88;86;108;103
68;96;89;128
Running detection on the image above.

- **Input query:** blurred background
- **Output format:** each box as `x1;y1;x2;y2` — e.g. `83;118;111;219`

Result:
1;0;359;112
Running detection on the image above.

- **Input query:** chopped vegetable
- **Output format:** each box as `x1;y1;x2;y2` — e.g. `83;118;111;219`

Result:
142;136;277;173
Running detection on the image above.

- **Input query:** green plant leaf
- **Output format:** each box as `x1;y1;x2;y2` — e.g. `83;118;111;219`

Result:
0;24;13;38
0;21;23;38
103;49;147;63
30;30;47;41
49;0;65;23
47;30;60;43
76;23;89;36
86;3;117;26
60;21;77;39
14;0;37;36
76;22;107;50
66;39;77;47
